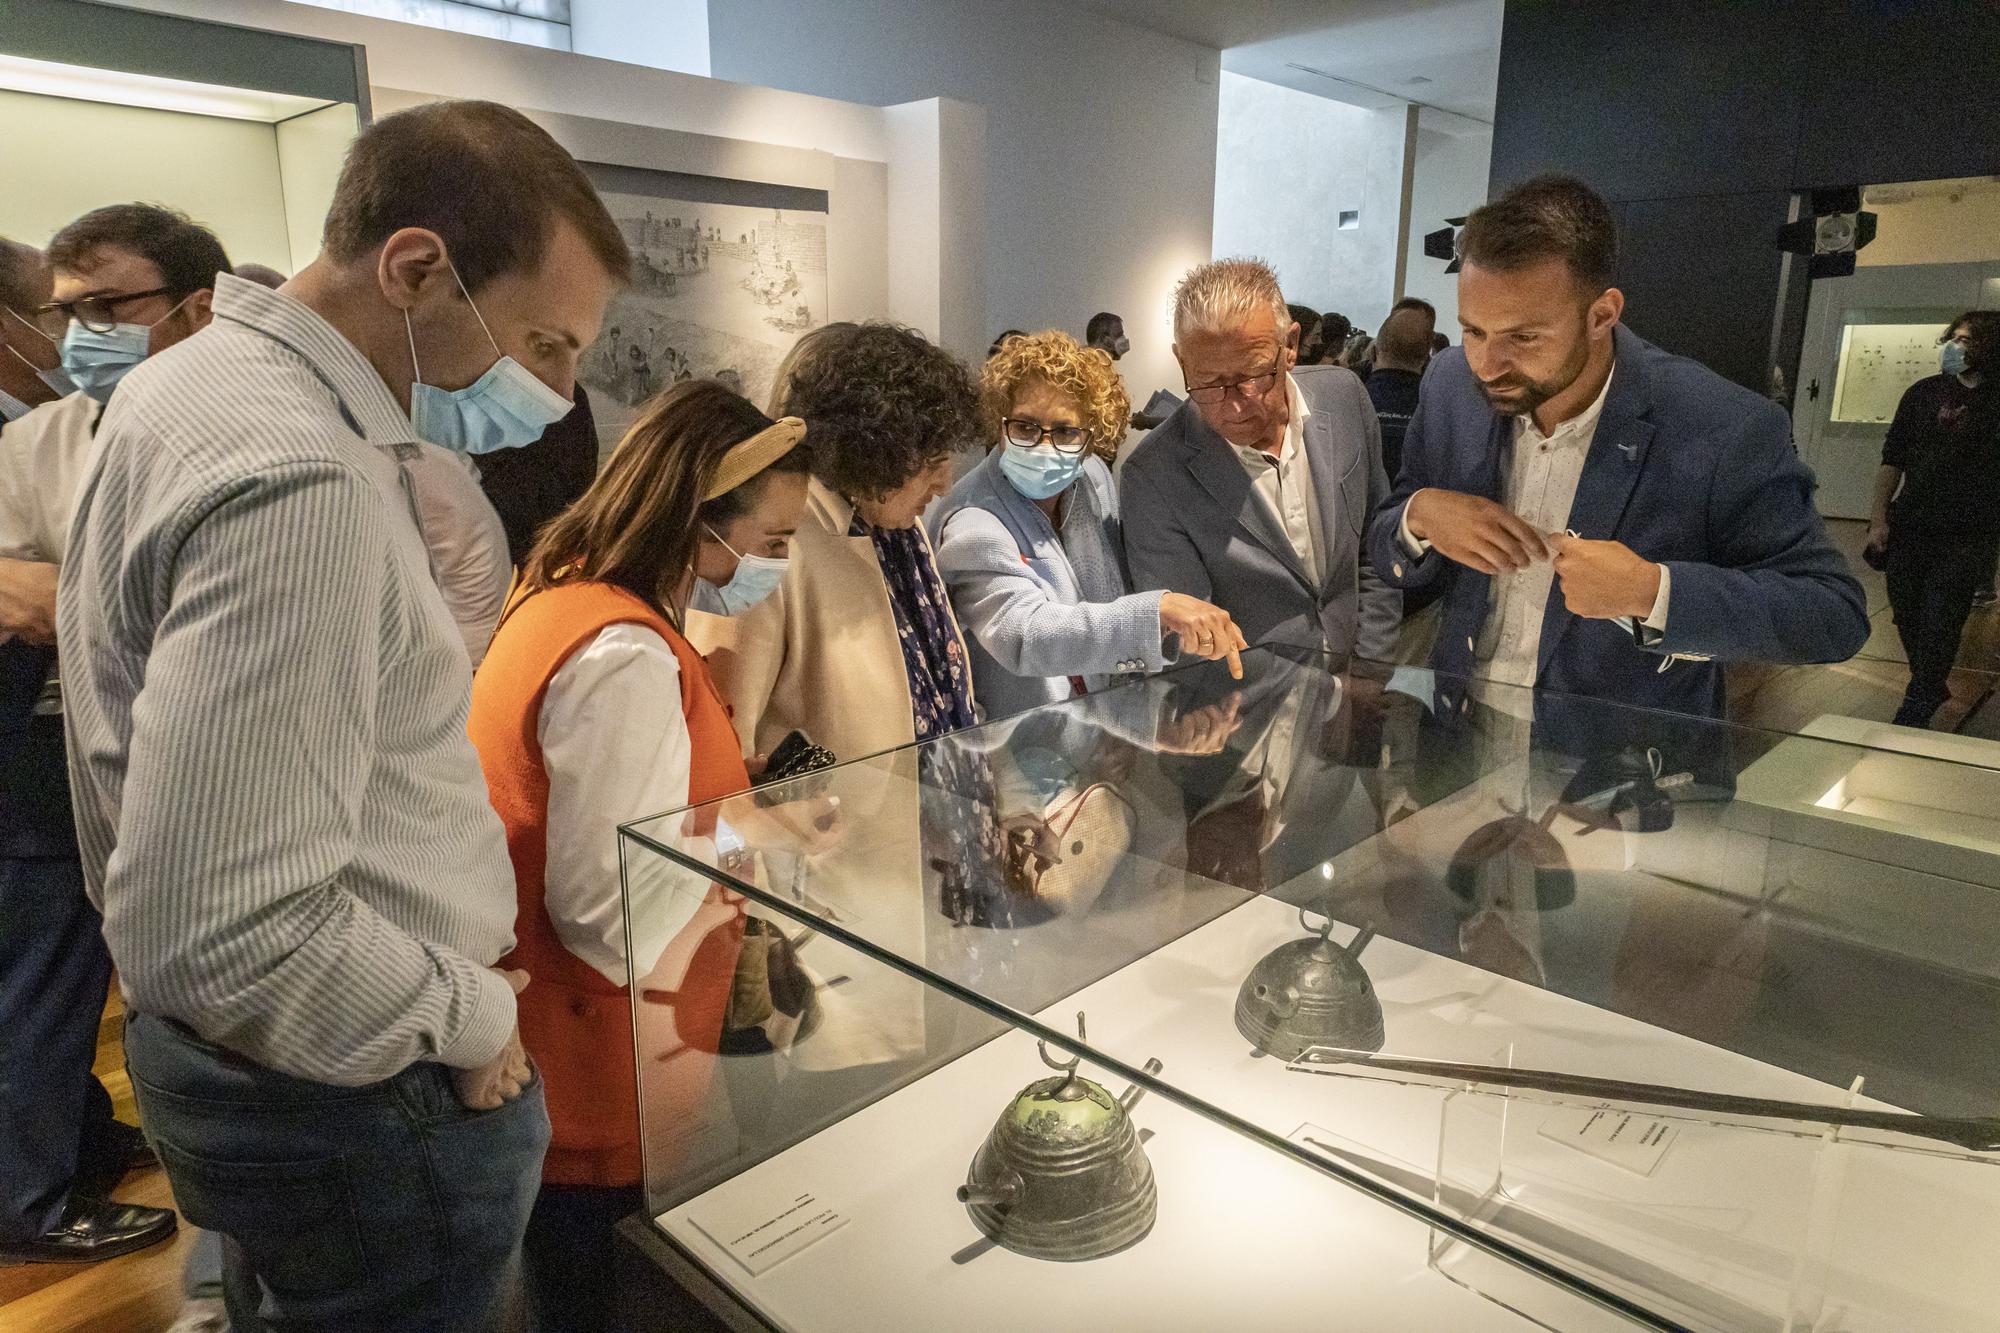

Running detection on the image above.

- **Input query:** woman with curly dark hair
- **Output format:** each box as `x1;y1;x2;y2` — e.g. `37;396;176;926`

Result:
929;330;1244;720
693;321;983;758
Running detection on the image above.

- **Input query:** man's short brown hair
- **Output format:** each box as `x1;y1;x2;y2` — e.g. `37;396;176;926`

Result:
1458;174;1618;294
46;205;231;301
322;99;630;293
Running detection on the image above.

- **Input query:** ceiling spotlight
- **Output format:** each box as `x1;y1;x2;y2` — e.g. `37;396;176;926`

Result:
1775;186;1878;279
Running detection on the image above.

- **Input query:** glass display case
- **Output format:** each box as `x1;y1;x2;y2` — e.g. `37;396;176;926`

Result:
615;647;2000;1332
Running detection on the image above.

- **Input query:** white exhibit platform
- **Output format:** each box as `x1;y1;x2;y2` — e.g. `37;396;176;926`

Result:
656;887;2000;1332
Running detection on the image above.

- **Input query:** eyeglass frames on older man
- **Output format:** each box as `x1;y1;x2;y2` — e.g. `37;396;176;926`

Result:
1002;416;1090;454
38;287;177;335
1184;357;1285;405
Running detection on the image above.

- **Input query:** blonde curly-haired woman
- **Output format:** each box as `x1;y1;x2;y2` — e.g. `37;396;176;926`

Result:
929;330;1245;719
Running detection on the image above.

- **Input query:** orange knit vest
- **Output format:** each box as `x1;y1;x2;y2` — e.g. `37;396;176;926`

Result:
469;582;750;1188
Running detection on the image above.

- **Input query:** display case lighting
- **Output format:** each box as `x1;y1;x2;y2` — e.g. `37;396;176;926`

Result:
0;53;336;123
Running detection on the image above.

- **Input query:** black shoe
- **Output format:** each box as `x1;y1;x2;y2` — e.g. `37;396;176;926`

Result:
73;1120;158;1199
0;1196;178;1264
1892;697;1941;729
110;1119;159;1173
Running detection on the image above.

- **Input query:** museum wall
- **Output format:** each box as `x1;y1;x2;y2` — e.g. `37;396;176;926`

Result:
0;89;296;272
1490;0;2000;392
569;0;708;77
1211;72;1409;336
274;101;362;272
707;0;1221;402
102;0;947;345
1402;109;1493;336
1859;182;2000;271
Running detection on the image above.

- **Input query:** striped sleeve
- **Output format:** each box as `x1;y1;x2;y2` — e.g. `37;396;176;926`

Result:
104;459;514;1085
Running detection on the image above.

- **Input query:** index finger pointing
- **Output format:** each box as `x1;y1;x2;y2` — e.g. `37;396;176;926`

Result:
1224;645;1243;680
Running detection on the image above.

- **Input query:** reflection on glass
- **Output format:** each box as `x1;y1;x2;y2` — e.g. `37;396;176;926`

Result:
621;646;2000;1330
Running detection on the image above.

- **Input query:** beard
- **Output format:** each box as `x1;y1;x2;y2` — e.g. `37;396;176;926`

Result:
1477;334;1591;417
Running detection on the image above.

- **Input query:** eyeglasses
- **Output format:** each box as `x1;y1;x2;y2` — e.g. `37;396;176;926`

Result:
1185;359;1284;405
38;287;176;335
1002;417;1089;454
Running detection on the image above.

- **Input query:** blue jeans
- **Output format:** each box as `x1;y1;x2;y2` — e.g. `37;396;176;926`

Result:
125;1012;548;1332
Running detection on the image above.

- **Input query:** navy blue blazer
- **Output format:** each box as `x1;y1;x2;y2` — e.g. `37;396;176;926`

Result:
1365;325;1868;720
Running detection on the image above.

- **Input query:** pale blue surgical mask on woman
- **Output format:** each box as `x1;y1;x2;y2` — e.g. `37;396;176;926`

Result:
998;437;1087;501
1940;338;1969;378
699;524;788;614
59;294;191;404
405;262;571;454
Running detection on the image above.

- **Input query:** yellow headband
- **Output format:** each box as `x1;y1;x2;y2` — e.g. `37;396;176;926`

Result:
703;416;807;501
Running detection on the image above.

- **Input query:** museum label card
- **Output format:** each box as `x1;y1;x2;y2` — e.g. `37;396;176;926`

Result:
688;1184;848;1276
1536;1105;1678;1177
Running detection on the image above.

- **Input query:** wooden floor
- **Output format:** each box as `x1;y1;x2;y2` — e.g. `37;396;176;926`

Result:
7;521;1997;1333
0;990;199;1333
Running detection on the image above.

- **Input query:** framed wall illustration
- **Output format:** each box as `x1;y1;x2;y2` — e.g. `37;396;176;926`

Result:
580;161;831;456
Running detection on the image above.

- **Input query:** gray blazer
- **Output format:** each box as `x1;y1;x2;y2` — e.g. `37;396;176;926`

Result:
1121;366;1400;662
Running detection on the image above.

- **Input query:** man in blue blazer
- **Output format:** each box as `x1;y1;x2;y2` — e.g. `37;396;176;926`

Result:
1366;175;1867;722
1124;258;1401;664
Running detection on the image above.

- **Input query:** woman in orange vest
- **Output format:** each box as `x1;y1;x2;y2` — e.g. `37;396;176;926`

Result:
469;379;809;1333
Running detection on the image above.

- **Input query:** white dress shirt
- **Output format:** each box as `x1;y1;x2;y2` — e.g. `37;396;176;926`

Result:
0;391;101;563
1400;368;1670;689
1234;374;1324;586
538;622;702;986
387;442;511;666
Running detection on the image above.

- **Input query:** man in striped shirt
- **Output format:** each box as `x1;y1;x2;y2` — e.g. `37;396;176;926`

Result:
58;101;629;1330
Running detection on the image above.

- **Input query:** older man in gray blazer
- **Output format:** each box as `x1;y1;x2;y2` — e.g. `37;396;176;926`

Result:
1122;258;1400;663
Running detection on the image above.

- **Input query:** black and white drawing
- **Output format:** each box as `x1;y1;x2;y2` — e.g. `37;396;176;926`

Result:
581;184;829;456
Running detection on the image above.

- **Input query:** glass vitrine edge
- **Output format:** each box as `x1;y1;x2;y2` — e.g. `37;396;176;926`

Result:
616;815;1678;1329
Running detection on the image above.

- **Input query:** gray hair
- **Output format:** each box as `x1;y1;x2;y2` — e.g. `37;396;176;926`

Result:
1173;257;1290;341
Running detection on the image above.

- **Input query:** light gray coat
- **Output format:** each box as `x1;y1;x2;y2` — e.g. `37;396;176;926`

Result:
930;449;1167;721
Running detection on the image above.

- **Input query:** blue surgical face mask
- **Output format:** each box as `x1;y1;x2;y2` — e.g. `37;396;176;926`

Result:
5;308;77;397
1941;339;1969;378
688;577;727;616
701;524;788;615
59;292;190;404
998;438;1086;501
405;263;570;454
